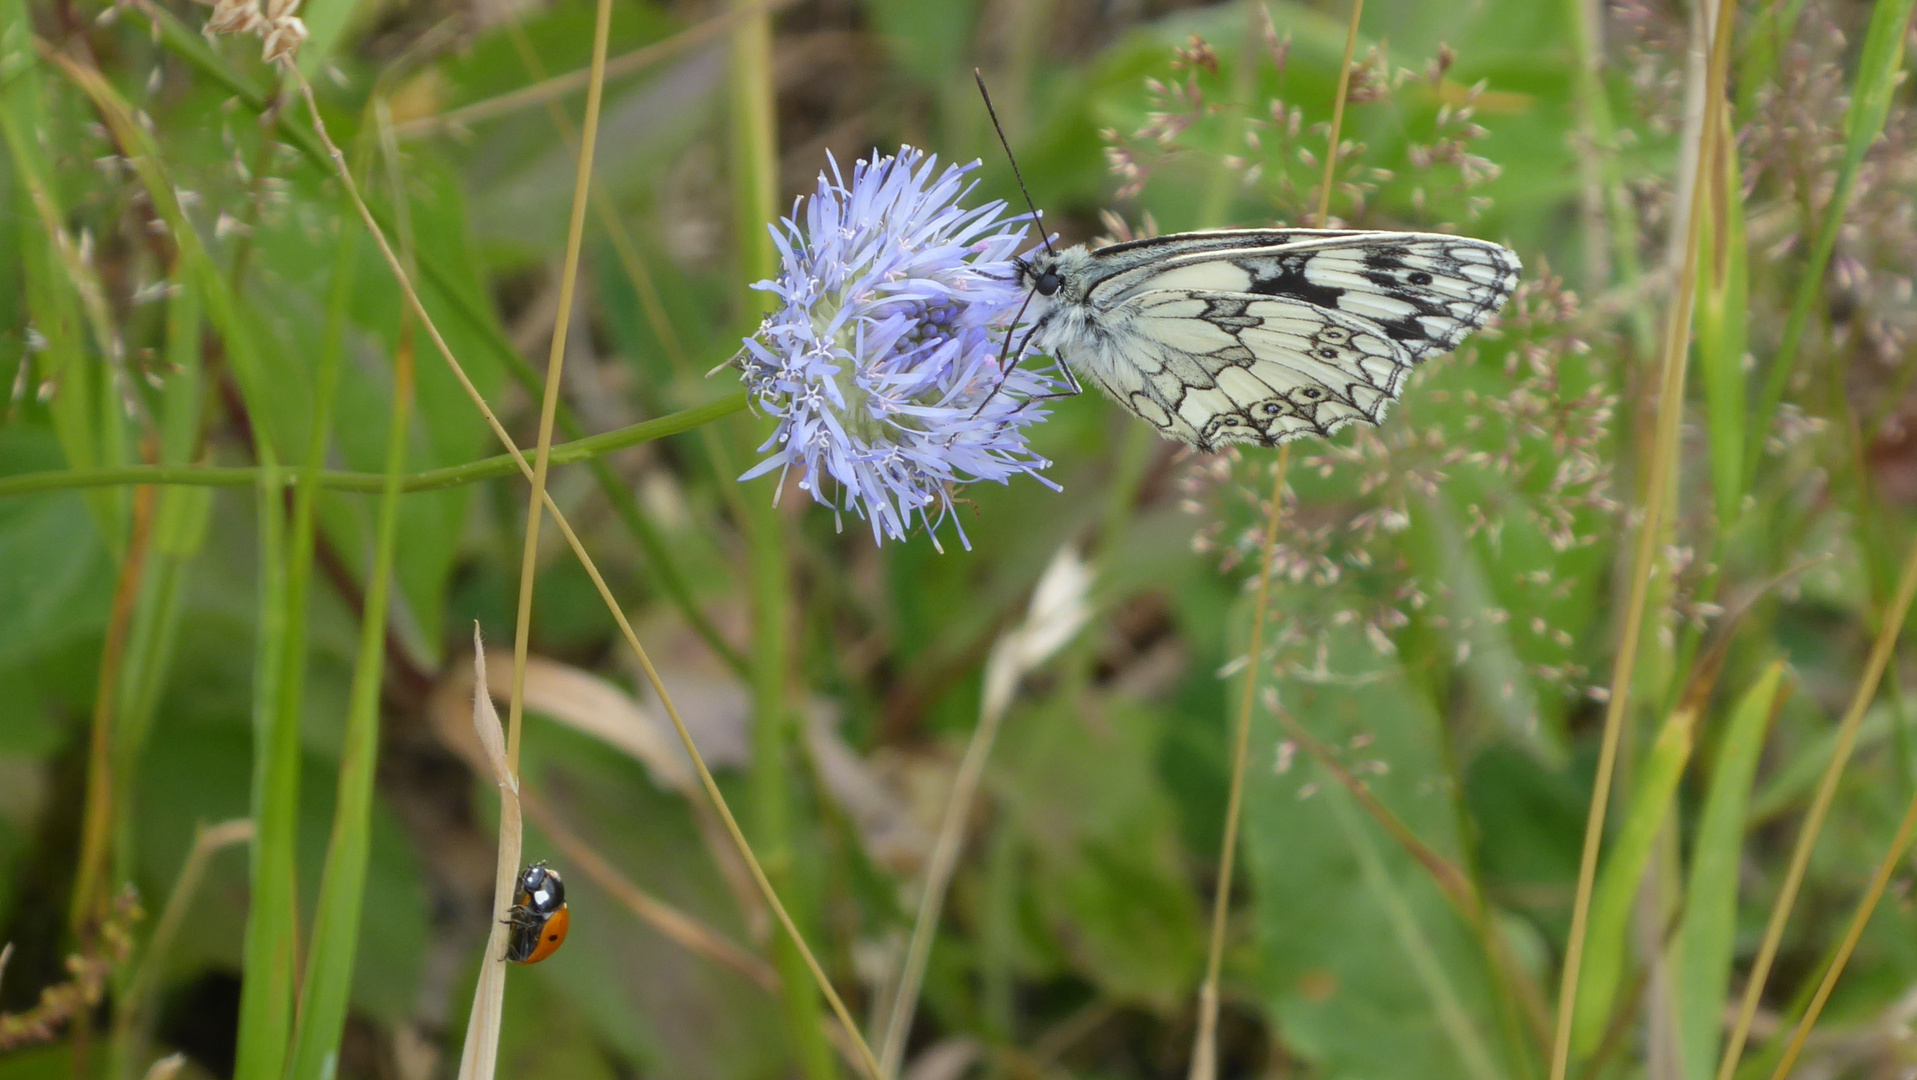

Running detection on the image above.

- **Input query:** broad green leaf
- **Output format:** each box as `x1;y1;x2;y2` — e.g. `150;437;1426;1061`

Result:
1247;633;1510;1080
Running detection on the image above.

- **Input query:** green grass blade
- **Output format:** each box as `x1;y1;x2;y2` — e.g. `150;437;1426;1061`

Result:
0;10;118;546
234;459;295;1080
1744;0;1916;495
728;0;835;1073
286;238;412;1080
1570;695;1699;1058
255;134;359;1080
111;274;209;880
1675;661;1788;1080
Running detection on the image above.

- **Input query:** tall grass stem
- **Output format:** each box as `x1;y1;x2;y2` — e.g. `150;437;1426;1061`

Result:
1549;2;1736;1078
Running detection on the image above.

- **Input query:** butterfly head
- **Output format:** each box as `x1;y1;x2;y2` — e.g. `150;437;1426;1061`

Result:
1012;246;1093;309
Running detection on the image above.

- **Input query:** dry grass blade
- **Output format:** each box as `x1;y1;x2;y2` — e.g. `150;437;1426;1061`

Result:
471;0;611;1063
1548;1;1736;1077
456;635;517;1080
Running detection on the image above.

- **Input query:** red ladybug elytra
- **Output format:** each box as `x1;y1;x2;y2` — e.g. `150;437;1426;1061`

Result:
502;861;569;964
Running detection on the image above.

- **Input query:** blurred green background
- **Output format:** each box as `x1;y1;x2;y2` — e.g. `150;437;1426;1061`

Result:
3;0;1916;1077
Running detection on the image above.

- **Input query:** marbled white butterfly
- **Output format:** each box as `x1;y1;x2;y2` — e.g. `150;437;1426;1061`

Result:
1009;229;1521;452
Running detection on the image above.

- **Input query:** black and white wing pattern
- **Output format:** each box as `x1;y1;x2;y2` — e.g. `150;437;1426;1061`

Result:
1027;230;1520;452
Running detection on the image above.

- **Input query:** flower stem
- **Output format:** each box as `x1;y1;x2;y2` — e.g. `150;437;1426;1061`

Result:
728;2;840;1076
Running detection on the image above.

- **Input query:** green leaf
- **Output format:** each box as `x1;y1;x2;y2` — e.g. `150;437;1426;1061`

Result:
1570;692;1699;1056
1675;661;1787;1080
1246;633;1510;1080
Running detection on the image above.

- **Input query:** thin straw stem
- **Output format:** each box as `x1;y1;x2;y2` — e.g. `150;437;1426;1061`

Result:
1189;6;1363;1074
289;69;886;1080
1314;0;1364;229
1713;531;1917;1080
475;0;616;1069
1764;785;1917;1080
1549;3;1735;1078
1188;447;1289;1080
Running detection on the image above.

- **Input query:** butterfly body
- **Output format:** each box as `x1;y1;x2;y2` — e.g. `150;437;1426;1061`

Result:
1013;229;1521;452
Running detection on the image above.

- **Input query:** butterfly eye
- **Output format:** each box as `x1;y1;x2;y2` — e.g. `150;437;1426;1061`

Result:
1408;272;1433;285
1035;271;1063;296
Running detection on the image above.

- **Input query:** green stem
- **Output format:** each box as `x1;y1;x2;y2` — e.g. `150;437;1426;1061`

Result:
233;452;295;1080
729;0;835;1074
0;393;749;499
286;236;411;1080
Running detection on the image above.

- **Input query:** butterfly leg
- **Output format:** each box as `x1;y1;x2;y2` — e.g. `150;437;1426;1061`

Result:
970;315;1053;417
1019;351;1082;402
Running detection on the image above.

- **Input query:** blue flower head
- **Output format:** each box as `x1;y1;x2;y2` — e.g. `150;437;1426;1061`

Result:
738;147;1063;549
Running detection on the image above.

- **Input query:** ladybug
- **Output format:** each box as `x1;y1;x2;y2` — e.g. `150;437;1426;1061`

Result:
502;861;569;964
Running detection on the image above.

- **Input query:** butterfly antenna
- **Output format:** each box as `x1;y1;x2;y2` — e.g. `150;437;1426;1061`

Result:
975;69;1053;256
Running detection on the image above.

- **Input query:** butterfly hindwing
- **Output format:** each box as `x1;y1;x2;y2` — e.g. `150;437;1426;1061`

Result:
1114;290;1417;451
